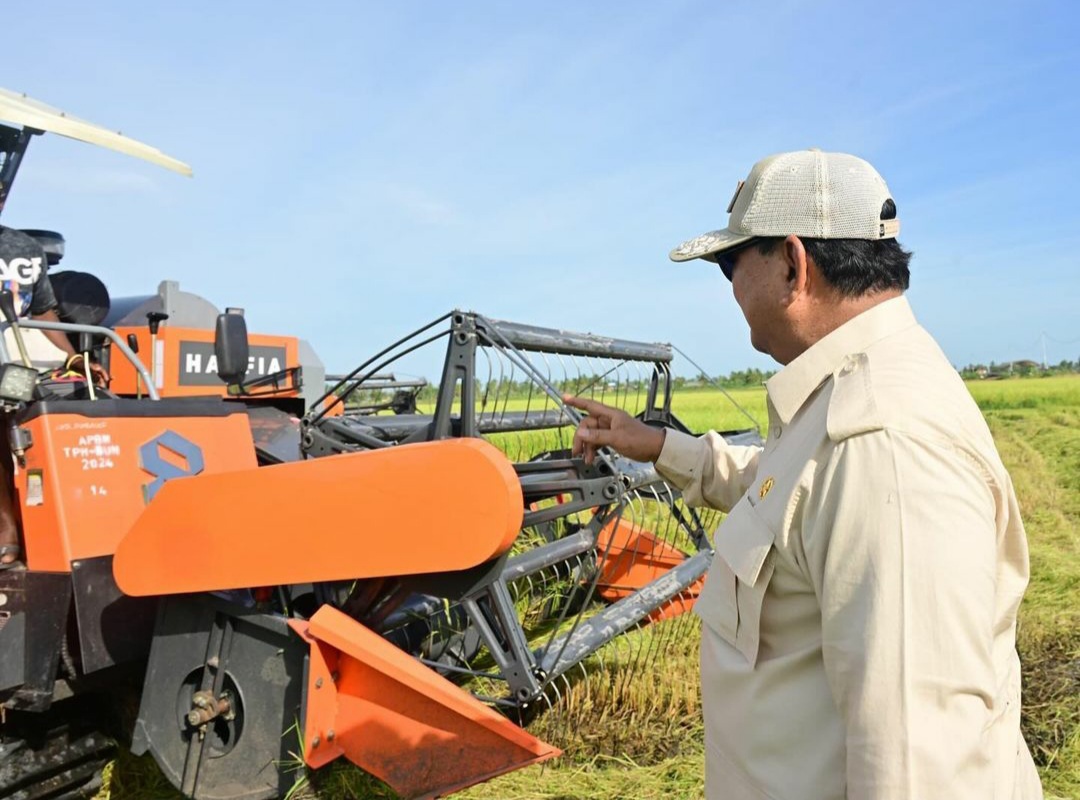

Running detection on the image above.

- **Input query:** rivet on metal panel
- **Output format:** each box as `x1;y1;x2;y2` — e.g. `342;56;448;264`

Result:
312;735;321;748
315;677;323;689
326;729;335;742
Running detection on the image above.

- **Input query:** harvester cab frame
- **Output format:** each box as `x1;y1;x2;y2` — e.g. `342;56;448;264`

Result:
0;87;192;197
0;89;301;407
0;87;185;404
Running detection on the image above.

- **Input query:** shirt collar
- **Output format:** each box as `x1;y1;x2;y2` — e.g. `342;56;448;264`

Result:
764;295;918;424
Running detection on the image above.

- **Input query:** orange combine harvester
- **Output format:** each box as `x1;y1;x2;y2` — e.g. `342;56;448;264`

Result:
0;89;761;799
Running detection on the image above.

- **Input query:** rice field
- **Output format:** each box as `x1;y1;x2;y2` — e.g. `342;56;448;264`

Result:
98;375;1080;800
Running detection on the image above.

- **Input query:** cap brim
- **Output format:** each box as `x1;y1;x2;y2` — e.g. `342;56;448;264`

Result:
668;228;753;263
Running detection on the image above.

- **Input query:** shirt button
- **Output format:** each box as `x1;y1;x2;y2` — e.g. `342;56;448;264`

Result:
840;361;857;376
773;425;782;439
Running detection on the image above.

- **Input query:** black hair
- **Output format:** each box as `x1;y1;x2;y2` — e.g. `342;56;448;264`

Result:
754;234;912;296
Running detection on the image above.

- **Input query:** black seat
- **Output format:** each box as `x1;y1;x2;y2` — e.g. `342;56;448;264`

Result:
18;230;111;329
49;270;111;327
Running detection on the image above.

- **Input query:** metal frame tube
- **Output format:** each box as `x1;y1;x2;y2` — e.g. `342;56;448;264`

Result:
2;319;159;399
0;126;35;215
537;549;712;680
480;318;673;363
501;531;596;583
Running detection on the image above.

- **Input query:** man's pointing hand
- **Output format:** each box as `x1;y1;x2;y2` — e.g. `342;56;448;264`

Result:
562;394;666;465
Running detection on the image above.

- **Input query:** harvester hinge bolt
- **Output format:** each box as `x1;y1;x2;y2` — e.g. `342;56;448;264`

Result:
315;677;323;689
312;735;321;749
186;691;233;727
331;671;339;682
327;729;335;742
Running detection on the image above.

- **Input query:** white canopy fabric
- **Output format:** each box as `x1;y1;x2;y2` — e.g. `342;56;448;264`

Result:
0;87;192;177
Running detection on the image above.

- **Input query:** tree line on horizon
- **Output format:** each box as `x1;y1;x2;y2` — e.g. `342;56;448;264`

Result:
958;359;1080;380
329;360;1079;409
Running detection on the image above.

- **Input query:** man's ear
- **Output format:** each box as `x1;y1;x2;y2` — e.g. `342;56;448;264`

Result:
782;235;809;295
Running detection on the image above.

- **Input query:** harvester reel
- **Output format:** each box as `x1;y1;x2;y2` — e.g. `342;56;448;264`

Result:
301;310;749;754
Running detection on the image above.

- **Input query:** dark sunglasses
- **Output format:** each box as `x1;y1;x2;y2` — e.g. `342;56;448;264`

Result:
714;238;759;281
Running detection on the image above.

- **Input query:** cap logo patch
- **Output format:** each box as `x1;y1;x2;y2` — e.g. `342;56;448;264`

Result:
727;180;745;214
759;477;774;499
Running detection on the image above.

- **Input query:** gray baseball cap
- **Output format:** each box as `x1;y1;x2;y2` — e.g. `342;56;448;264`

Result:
669;149;900;263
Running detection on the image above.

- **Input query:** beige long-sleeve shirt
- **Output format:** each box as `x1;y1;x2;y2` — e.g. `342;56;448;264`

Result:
655;296;1043;800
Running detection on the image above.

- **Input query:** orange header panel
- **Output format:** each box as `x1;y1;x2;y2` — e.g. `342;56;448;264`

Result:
110;326;300;399
114;437;524;596
18;409;257;572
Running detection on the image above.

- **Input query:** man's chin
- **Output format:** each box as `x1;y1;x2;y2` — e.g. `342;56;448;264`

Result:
749;336;785;366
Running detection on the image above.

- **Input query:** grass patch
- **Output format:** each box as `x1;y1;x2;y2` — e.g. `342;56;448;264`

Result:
521;614;706;766
967;374;1080;412
668;384;768;435
977;380;1080;798
98;749;183;800
458;751;707;800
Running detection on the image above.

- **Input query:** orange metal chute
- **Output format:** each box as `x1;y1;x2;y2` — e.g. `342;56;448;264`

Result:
114;438;523;597
289;606;559;799
595;518;703;622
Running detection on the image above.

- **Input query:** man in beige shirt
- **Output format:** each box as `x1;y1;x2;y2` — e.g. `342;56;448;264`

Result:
566;150;1043;799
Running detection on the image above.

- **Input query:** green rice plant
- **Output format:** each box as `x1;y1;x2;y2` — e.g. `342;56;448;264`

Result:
967;374;1080;412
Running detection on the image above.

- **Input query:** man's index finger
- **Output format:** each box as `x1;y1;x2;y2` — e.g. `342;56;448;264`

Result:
562;394;613;417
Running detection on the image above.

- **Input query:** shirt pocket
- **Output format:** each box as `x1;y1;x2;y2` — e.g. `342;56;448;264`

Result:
695;494;776;667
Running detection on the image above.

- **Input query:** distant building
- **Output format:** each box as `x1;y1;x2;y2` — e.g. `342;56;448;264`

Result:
987;360;1041;378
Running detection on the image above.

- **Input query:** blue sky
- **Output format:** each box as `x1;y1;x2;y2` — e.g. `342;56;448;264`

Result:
3;0;1078;378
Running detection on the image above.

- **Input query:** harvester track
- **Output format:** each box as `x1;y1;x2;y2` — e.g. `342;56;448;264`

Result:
0;699;115;800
